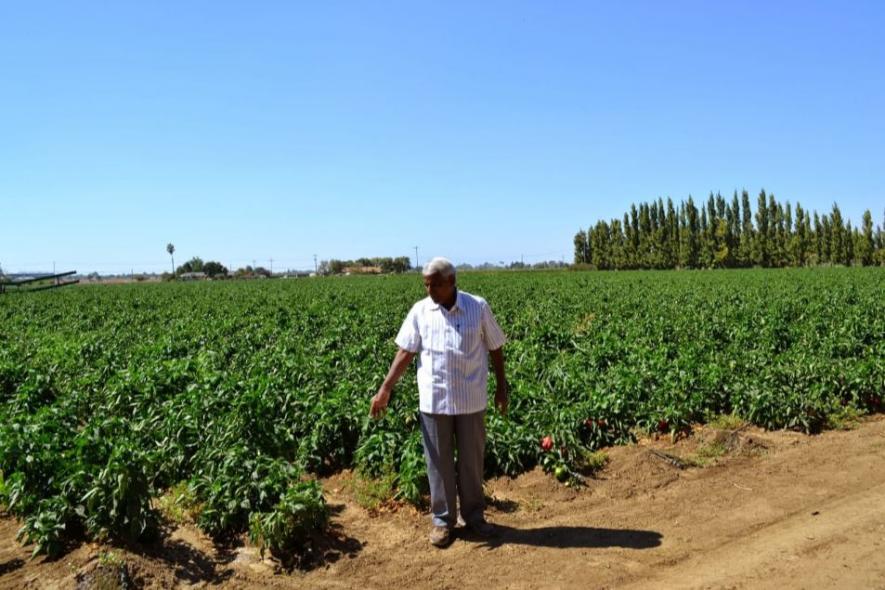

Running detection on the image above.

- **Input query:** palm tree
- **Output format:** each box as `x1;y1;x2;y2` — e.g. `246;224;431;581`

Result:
166;243;175;275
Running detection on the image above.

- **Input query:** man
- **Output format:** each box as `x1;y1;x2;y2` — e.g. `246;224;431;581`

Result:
370;257;508;547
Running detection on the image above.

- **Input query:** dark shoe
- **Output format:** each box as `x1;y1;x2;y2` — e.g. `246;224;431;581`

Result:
466;519;496;537
429;525;451;547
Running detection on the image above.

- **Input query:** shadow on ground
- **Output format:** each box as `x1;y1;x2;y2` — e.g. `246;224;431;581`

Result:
129;504;363;579
0;558;25;576
485;495;520;514
279;504;364;571
133;534;237;585
462;525;663;550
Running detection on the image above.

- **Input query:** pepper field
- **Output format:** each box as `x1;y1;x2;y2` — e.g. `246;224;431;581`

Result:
1;268;882;558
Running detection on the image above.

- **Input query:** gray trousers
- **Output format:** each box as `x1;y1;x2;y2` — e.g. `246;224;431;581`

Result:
419;410;486;529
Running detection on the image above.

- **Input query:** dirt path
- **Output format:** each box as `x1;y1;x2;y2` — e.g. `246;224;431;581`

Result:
623;481;885;590
3;417;885;589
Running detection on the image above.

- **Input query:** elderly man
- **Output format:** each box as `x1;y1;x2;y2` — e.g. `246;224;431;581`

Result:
370;257;508;547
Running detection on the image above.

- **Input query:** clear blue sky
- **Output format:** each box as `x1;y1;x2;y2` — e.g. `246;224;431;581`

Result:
2;1;883;273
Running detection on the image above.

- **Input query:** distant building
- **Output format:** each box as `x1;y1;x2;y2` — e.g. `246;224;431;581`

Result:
180;272;207;281
343;265;382;275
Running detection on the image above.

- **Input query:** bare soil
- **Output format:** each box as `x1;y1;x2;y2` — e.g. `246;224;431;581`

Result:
3;416;885;590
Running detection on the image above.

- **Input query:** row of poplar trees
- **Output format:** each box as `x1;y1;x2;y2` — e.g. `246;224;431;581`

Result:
573;190;884;270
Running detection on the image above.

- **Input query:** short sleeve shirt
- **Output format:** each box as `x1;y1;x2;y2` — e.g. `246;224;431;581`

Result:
395;290;506;415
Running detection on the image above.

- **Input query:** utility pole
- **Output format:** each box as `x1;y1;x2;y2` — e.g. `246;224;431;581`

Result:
414;246;419;270
313;254;318;274
269;258;273;275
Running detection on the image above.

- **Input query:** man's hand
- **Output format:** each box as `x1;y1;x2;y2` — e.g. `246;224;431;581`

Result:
494;380;509;417
490;347;508;416
370;388;391;418
370;349;416;419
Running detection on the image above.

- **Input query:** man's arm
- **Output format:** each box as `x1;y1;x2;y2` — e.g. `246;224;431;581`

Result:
490;346;508;416
370;348;416;418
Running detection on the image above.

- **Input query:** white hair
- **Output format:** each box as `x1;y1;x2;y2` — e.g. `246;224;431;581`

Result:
422;257;456;278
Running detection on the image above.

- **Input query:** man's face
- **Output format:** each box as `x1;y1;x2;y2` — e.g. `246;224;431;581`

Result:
423;272;456;304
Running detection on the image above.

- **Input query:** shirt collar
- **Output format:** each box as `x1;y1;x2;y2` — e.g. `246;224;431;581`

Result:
428;289;462;312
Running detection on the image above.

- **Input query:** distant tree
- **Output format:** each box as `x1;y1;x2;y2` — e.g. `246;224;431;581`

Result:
776;202;790;267
830;204;847;265
610;219;626;268
629;204;640;267
677;202;689;268
374;257;408;273
586;225;598;268
792;203;807;266
813;212;823;263
654;198;667;268
590;220;611;270
715;191;726;219
573;230;588;264
739;190;753;266
699;206;712;267
802;208;814;264
649;200;661;267
391;256;412;273
202;261;228;278
176;256;204;275
166;243;175;275
705;192;716;233
753;190;769;266
859;210;875;266
724;194;738;266
638;203;651;267
877;212;885;265
768;194;780;266
666;198;679;268
686;197;700;268
713;219;729;268
622;213;635;268
705;194;721;268
821;215;832;263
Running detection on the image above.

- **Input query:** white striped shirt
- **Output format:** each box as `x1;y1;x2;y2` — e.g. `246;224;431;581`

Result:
395;290;507;415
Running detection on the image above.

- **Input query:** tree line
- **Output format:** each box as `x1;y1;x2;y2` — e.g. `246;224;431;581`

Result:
573;190;884;269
